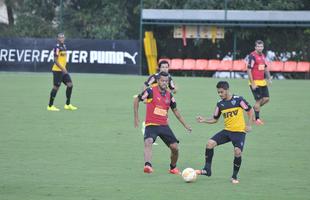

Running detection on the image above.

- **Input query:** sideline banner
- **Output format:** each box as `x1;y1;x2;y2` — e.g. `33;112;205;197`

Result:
0;38;140;74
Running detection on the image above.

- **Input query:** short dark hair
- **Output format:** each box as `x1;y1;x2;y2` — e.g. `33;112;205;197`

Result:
255;40;264;46
157;71;169;78
158;60;169;68
216;81;229;90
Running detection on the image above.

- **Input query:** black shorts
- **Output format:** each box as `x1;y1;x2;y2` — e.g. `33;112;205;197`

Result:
144;125;179;146
211;129;246;151
250;85;269;100
53;71;72;86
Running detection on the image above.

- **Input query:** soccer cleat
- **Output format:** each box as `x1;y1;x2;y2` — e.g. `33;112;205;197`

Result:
195;169;212;177
169;167;180;175
144;165;153;174
47;105;60;111
64;104;78;110
254;118;264;125
231;178;240;184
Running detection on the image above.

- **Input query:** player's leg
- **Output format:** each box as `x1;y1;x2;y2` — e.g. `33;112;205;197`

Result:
66;81;73;105
141;121;158;145
48;85;60;111
231;147;242;184
230;132;246;184
49;85;59;106
144;138;154;173
158;126;180;174
261;97;269;106
200;139;217;176
47;72;61;111
255;86;270;124
198;130;230;176
143;126;158;173
251;86;264;124
63;73;77;110
254;99;263;122
260;86;270;107
64;74;73;105
168;142;179;174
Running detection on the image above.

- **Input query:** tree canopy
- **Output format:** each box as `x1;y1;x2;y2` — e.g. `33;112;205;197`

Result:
0;0;309;60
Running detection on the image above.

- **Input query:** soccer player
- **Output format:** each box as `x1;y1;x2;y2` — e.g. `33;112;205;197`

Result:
47;33;77;111
134;71;191;174
195;81;254;184
143;60;177;94
140;60;177;145
247;40;272;125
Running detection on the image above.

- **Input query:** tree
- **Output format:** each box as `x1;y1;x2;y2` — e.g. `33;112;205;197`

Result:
0;0;308;60
62;0;130;39
0;0;58;37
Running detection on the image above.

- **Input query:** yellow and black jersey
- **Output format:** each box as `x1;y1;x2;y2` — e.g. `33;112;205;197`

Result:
144;73;175;90
52;43;67;71
213;95;252;132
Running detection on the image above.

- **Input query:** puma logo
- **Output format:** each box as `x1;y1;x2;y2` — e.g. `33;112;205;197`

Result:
124;52;138;64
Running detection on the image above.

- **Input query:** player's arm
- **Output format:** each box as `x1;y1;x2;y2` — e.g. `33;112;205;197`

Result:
133;88;151;128
247;55;256;90
170;96;191;132
240;98;254;132
196;116;218;124
143;75;155;90
172;108;192;133
245;108;254;132
196;105;220;124
264;65;272;85
54;47;67;74
169;77;177;94
133;97;140;128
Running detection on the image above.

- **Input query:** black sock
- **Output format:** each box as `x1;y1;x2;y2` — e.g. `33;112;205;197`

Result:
204;148;214;170
254;110;260;120
49;88;58;106
145;162;152;167
205;148;214;165
66;86;73;105
170;164;176;170
232;157;242;179
201;148;213;176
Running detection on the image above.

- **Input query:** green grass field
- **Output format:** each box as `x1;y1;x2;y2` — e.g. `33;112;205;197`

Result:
0;72;310;200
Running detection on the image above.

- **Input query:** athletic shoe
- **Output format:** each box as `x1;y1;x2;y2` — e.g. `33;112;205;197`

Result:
195;169;211;177
231;178;239;184
64;104;78;110
169;168;180;174
47;105;60;111
144;165;153;174
254;118;264;125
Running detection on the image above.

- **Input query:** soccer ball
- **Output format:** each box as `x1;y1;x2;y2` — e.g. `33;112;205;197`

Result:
181;168;197;183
